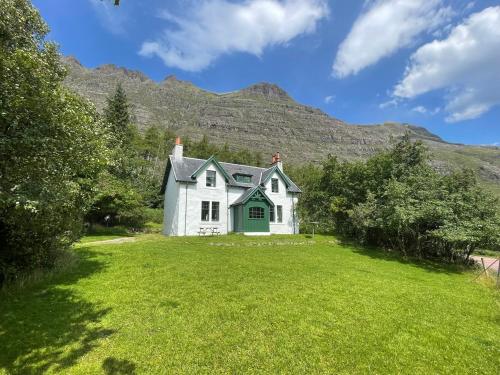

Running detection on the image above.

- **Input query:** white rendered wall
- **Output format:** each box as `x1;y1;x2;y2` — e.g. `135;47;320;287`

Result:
163;168;180;235
264;171;299;234
181;163;231;236
164;162;299;236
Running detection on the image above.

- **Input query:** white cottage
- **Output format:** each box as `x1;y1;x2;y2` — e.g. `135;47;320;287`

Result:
160;137;301;236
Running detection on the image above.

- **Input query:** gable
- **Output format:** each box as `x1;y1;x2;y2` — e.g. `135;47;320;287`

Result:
191;156;231;182
160;155;301;195
231;186;274;207
266;171;286;190
260;166;292;189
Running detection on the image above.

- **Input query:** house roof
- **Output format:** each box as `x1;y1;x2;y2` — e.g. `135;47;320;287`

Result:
160;155;301;194
230;185;274;207
191;156;231;182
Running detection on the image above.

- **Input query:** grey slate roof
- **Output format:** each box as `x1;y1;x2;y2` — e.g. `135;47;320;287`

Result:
160;155;301;194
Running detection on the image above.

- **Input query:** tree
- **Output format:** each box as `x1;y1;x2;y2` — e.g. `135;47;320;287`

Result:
104;83;132;148
0;0;108;282
87;85;147;226
296;135;500;262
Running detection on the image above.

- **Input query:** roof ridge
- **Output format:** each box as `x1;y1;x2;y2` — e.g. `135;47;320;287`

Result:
219;160;268;170
176;155;268;170
178;156;207;161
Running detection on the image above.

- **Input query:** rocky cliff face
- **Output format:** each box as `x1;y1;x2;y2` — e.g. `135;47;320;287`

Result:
62;56;500;190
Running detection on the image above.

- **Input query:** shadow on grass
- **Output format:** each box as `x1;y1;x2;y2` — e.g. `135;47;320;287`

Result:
337;237;468;275
103;357;136;374
0;247;114;373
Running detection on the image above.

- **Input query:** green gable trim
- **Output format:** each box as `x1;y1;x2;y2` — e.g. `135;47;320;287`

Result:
261;166;293;188
231;186;274;207
190;155;231;182
231;187;272;233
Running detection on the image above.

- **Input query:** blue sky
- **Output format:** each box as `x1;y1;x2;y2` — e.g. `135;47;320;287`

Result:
33;0;500;145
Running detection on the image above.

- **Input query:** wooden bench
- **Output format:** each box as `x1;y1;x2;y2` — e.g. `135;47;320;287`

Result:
198;227;221;236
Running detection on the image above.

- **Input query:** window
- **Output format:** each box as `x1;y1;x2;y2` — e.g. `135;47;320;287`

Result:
201;201;210;221
206;170;216;187
211;201;219;221
271;178;279;193
234;174;252;183
270;206;275;222
249;206;264;219
277;205;283;223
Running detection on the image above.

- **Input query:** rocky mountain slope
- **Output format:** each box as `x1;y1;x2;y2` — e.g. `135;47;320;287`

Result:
62;56;500;190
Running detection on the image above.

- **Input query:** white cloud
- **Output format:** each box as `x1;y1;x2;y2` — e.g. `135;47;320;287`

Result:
332;0;453;78
324;95;335;104
379;98;399;109
89;0;127;35
412;105;427;114
140;0;329;72
394;6;500;122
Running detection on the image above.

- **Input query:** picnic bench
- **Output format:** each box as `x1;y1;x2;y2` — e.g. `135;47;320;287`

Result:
198;227;221;236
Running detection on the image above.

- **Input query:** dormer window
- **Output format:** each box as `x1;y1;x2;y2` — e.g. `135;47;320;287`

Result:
206;170;216;187
271;178;279;193
233;174;252;183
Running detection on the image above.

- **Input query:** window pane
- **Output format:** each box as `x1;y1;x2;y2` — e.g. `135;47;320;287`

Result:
249;207;264;219
206;170;216;187
271;178;279;193
234;174;252;183
211;201;219;221
270;206;275;222
277;205;283;223
201;201;209;221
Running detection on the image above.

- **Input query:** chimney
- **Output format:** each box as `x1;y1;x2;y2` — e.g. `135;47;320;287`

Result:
272;152;283;171
172;136;183;159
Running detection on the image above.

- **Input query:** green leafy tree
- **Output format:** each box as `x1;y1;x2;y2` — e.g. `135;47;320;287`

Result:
297;135;500;262
87;86;147;226
0;0;108;282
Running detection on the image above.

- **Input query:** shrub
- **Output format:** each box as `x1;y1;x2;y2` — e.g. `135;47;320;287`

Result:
297;135;500;262
0;0;108;283
86;174;147;229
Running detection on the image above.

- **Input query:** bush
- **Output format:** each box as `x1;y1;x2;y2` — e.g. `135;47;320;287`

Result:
86;174;147;229
0;0;108;283
297;135;500;262
144;208;163;224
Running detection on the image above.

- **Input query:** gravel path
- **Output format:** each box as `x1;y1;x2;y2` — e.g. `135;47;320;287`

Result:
85;237;136;245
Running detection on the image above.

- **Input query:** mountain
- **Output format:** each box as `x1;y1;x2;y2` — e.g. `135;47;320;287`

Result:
62;56;500;192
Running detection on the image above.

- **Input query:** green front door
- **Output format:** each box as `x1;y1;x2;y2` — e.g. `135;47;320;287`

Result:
243;200;270;232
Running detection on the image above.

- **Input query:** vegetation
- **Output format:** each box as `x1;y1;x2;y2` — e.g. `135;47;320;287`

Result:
62;53;500;194
0;0;108;283
86;84;265;230
0;234;498;373
294;136;500;262
0;0;269;284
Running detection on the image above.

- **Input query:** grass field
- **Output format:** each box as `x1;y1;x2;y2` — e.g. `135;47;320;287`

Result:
1;234;498;374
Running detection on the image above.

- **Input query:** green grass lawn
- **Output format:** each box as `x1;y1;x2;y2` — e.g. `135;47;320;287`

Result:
1;234;498;374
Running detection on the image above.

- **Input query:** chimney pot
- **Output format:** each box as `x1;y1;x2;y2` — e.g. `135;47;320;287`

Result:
272;151;283;171
172;136;183;159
